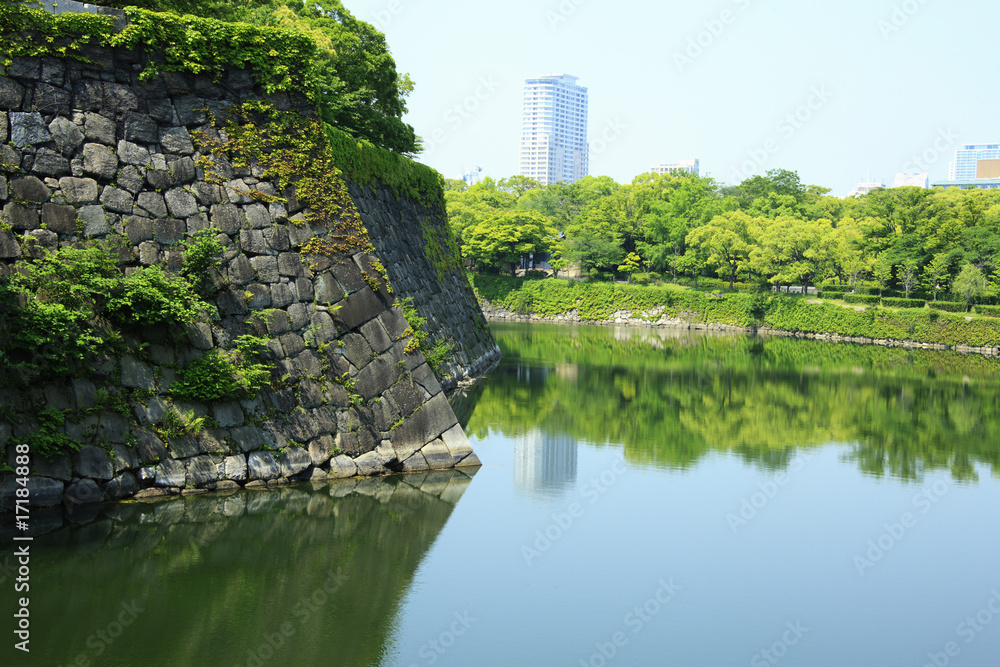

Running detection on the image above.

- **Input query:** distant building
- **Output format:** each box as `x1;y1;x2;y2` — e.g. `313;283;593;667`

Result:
894;173;929;188
948;143;1000;180
930;179;1000;191
518;74;589;186
651;159;700;177
852;180;885;196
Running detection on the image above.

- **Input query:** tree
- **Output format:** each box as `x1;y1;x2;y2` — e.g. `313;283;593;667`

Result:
462;211;556;276
685;211;752;290
923;253;953;302
617;252;643;283
898;260;919;299
952;263;985;312
872;253;893;297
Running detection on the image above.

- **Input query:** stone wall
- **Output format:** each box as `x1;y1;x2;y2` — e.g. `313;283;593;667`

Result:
350;182;501;391
0;33;489;511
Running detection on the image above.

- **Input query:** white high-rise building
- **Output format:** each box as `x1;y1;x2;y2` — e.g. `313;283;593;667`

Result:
518;74;588;185
651;159;700;177
948;143;1000;180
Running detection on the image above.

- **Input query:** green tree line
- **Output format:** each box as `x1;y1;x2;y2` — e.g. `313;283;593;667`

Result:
447;170;1000;305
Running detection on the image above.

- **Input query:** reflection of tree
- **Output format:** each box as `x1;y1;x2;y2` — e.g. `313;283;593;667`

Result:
467;324;1000;480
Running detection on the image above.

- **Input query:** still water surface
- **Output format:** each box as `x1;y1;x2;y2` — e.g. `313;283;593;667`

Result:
5;323;1000;666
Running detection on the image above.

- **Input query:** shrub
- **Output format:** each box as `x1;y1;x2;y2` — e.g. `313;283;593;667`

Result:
975;305;1000;318
844;294;880;305
106;266;213;330
928;301;966;313
881;297;926;309
171;335;273;402
818;291;844;299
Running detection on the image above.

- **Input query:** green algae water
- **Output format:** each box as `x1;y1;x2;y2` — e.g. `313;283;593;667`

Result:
4;323;1000;666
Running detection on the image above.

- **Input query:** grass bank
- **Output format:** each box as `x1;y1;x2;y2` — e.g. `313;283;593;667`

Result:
470;275;1000;351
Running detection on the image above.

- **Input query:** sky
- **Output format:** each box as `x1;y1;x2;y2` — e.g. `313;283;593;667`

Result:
346;0;999;197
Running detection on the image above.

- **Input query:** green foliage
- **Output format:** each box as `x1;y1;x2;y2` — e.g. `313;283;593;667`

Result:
1;3;418;154
397;297;452;377
0;240;218;385
324;123;442;206
818;291;845;299
171;335;273;403
13;409;81;462
106;265;212;330
181;228;224;294
473;275;1000;347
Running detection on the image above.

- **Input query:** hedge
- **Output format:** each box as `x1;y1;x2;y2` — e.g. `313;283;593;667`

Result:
844;294;880;305
818;291;844;299
820;284;853;292
928;301;967;313
976;305;1000;318
881;297;926;309
473;276;1000;347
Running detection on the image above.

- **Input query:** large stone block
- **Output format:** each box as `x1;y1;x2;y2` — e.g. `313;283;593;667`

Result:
354;355;397;400
277;446;311;477
106;472;139;500
0;230;21;259
337;286;383;330
0;76;25;109
11;111;50;147
31;82;71;115
84;112;116;145
124;111;158;143
218;454;247;482
155;459;186;487
59;176;99;204
353;450;385;476
75;445;114;481
160;126;194;154
65;478;103;505
83;142;118;179
247;451;280;481
40;202;77;234
389;393;458;454
48;116;84;156
10;175;49;203
186;455;220;488
137;191;168;218
0;477;63;510
165;187;198;218
31;147;70;177
3;202;39;230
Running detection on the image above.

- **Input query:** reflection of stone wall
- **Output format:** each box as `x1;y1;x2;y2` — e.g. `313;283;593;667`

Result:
0;36;486;510
13;470;474;666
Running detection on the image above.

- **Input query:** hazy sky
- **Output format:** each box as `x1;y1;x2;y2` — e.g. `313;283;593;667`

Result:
346;0;998;196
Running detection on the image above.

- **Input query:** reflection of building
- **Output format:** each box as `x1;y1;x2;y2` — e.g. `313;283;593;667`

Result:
514;428;578;497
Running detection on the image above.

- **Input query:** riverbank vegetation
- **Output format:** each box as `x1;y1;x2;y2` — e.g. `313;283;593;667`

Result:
448;170;1000;312
471;275;1000;348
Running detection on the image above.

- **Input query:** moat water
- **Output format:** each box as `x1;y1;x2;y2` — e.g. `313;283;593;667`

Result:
4;323;1000;666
